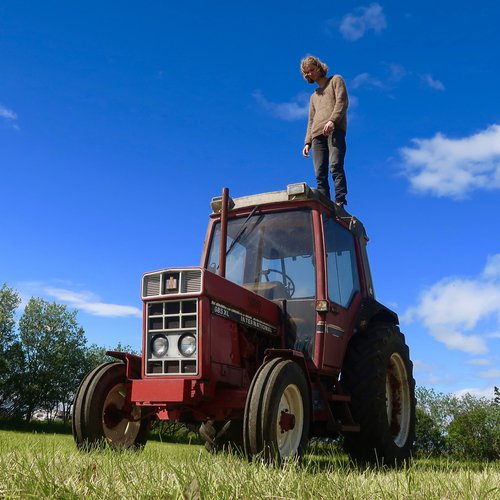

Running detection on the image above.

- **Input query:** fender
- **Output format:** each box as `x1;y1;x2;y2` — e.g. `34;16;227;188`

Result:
355;297;399;332
106;351;142;379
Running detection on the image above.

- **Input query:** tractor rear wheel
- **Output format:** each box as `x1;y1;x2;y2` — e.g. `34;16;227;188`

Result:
341;323;416;465
72;362;149;450
244;358;310;462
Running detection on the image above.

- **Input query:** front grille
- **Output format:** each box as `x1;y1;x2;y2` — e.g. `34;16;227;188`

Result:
145;298;199;376
182;270;202;293
144;274;161;296
142;268;203;298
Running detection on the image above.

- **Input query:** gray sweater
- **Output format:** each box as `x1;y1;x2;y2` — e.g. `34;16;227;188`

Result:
304;75;348;145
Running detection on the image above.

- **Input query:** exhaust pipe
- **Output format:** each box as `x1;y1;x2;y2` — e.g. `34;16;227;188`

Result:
218;187;229;278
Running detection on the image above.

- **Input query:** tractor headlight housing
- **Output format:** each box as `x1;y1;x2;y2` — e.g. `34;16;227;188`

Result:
151;334;169;357
178;334;196;357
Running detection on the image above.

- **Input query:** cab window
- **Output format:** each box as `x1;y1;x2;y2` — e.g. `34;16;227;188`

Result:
323;215;360;308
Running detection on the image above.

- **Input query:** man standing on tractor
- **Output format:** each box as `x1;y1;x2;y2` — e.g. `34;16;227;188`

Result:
301;55;349;207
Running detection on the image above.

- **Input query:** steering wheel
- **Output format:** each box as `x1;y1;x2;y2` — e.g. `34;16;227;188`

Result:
259;269;296;297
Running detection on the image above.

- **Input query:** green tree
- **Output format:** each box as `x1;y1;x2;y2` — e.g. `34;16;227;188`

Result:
82;342;140;373
414;407;447;455
0;283;20;346
415;386;454;456
18;298;87;421
0;284;22;415
416;386;500;460
447;397;500;460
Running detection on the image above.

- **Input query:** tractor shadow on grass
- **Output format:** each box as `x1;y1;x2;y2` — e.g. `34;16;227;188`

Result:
301;441;495;474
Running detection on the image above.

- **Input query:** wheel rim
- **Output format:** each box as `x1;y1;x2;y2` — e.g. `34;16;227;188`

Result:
386;353;411;447
276;384;303;457
102;383;141;447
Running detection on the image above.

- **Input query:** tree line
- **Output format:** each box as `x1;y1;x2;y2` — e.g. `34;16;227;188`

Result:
415;385;500;461
0;283;136;422
1;282;499;460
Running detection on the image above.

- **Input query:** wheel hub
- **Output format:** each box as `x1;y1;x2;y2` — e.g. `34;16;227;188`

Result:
103;403;129;429
279;409;296;433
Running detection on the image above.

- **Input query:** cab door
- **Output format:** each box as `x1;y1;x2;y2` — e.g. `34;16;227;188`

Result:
321;214;362;370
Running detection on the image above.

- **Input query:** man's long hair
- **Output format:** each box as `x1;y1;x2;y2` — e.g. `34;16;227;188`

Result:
300;56;328;83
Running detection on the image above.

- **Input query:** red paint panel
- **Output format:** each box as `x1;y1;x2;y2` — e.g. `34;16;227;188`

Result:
210;315;238;365
203;271;281;331
130;378;192;404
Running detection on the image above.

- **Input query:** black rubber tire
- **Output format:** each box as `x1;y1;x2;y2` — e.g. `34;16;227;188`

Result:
243;357;283;455
72;362;149;450
244;358;310;462
72;362;116;446
341;323;416;465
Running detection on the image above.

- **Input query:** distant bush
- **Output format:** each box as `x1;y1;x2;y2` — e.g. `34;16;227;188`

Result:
0;417;71;435
415;386;500;461
447;404;500;461
415;407;447;456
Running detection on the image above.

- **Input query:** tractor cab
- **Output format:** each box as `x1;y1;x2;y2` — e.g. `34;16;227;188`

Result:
203;182;374;368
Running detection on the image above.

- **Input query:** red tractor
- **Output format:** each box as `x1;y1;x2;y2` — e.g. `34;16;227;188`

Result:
72;183;416;463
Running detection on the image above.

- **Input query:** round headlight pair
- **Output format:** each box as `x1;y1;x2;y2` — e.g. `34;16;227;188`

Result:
151;334;196;357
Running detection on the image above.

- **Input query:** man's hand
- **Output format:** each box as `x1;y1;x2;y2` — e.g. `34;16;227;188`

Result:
323;120;334;136
302;144;310;157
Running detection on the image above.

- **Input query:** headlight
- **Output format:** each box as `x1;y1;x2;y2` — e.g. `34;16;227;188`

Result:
178;334;196;357
151;334;169;357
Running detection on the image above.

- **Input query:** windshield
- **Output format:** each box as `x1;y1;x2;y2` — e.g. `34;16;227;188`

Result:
206;210;316;300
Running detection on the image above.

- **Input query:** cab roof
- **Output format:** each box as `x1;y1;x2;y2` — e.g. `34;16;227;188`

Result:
210;182;368;240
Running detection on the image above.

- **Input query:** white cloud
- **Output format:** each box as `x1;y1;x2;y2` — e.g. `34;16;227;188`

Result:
404;254;500;355
350;64;442;96
44;287;142;318
466;358;491;366
17;281;141;318
423;374;454;386
479;368;500;379
422;74;445;91
0;104;19;129
0;105;17;120
483;254;500;279
252;90;309;121
454;386;497;399
387;64;407;83
340;3;387;41
400;124;500;198
350;73;385;90
413;359;434;371
348;95;359;109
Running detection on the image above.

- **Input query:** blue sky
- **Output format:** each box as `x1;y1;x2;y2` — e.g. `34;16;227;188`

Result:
1;1;499;398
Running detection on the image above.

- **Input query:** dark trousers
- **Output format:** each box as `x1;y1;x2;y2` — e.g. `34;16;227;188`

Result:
311;130;348;203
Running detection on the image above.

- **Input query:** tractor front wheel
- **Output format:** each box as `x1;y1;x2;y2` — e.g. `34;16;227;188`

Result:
72;362;149;450
244;358;310;462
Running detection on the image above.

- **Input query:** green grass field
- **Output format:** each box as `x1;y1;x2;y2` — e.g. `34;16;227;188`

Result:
0;429;499;499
